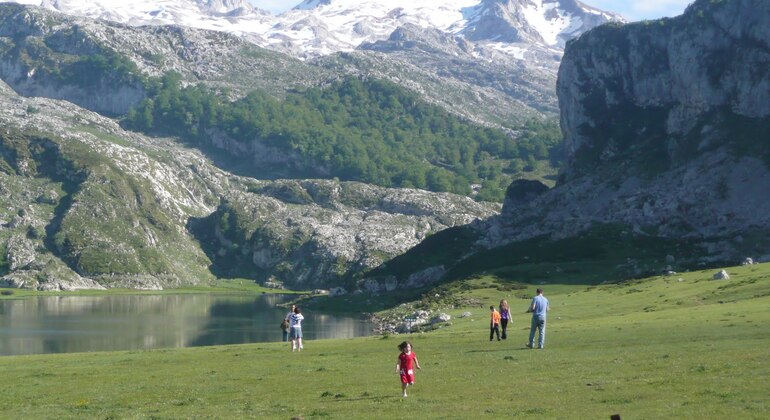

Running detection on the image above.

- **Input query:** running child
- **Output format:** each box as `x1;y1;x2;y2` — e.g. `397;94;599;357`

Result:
396;341;421;397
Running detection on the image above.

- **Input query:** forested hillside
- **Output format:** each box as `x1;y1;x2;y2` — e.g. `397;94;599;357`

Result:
125;74;562;201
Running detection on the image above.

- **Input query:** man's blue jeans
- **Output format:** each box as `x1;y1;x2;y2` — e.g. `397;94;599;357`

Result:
528;316;546;348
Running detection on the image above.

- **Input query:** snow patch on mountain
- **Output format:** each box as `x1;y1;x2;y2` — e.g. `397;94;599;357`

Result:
521;1;577;45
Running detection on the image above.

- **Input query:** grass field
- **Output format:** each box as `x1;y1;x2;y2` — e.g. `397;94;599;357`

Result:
1;264;768;419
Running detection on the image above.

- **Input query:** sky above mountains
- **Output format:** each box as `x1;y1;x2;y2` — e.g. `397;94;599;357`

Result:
249;0;692;21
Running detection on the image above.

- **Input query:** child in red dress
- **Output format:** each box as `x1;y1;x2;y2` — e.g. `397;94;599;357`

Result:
396;341;421;397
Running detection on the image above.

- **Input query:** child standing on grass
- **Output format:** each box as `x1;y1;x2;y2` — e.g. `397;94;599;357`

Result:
396;341;421;397
489;305;501;341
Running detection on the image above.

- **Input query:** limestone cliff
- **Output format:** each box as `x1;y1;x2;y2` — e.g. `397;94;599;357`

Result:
481;0;770;265
557;0;770;179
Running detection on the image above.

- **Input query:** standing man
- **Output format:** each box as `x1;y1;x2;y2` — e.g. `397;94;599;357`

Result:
282;304;296;342
526;288;550;349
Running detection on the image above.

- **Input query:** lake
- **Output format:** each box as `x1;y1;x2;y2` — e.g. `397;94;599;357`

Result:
0;294;374;356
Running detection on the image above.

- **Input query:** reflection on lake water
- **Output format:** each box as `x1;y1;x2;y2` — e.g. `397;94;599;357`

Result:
0;294;374;356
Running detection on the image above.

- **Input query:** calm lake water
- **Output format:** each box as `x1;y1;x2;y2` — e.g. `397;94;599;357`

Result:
0;294;374;356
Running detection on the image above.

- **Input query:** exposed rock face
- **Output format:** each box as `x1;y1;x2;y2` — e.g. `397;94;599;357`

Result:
0;4;330;109
557;0;770;180
194;180;498;289
481;0;770;262
0;4;146;115
463;0;618;48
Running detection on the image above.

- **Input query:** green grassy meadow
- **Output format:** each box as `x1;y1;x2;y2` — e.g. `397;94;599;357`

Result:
1;265;768;419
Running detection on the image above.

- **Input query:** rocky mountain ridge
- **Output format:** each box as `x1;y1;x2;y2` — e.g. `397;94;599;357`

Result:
0;4;516;291
1;0;621;121
12;0;620;59
0;3;331;108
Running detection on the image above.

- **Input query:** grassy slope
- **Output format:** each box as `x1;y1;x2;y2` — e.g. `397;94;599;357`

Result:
0;265;768;418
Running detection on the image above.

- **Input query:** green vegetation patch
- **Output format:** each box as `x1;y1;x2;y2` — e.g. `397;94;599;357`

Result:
443;224;701;285
0;239;7;275
125;73;563;201
0;126;211;284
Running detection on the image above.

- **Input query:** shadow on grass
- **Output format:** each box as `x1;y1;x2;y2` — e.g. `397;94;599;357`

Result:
466;348;516;353
330;395;402;402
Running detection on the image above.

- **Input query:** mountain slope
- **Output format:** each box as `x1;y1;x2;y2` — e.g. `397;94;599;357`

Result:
0;74;499;290
0;1;611;290
370;0;770;288
0;3;330;103
2;0;622;122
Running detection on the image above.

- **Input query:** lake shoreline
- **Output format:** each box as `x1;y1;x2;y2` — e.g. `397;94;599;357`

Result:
0;278;312;300
0;286;375;356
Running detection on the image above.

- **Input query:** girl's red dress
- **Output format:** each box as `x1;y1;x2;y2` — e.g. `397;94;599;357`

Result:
399;351;417;384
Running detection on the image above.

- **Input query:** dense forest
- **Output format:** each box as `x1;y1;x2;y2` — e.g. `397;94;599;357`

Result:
125;73;562;201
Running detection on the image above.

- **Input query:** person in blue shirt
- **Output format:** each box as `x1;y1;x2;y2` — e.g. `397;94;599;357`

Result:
526;288;550;349
282;304;296;342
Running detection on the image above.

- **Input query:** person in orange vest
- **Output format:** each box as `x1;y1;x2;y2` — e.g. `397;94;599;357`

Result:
489;305;501;341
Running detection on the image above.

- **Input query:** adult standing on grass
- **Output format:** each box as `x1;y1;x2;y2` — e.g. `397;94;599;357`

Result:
282;304;295;342
499;299;512;340
290;306;304;352
526;288;549;349
489;305;501;341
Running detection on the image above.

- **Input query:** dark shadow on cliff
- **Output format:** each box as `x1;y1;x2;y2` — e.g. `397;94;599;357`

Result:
366;223;720;292
439;225;700;286
186;213;247;280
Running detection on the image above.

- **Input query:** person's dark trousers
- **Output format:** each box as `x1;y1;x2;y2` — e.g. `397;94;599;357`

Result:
500;318;509;339
490;323;500;341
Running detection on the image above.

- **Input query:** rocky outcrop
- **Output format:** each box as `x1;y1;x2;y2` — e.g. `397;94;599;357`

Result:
480;0;770;263
462;0;621;47
0;4;331;110
193;180;499;289
0;6;146;115
557;0;770;180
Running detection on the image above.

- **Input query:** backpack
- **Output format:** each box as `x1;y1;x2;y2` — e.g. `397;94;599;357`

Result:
280;319;289;330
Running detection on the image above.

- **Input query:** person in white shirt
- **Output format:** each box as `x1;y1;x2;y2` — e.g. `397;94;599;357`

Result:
289;306;305;352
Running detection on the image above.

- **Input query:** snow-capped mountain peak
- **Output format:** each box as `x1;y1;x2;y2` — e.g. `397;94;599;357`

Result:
461;0;622;46
1;0;621;60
